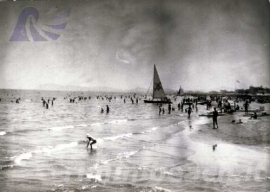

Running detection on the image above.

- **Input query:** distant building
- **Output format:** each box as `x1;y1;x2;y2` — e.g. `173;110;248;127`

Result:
220;90;228;93
249;86;266;95
235;86;270;95
235;89;249;94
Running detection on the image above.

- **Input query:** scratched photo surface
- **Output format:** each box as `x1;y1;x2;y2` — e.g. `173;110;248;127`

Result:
0;0;269;192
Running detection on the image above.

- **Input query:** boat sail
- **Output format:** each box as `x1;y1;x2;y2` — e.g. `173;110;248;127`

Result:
177;86;184;96
144;65;171;104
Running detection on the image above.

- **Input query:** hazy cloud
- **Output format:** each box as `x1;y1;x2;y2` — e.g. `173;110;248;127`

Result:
0;0;269;91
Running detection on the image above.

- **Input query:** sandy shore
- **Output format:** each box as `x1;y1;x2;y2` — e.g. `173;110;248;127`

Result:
190;108;270;148
169;103;270;191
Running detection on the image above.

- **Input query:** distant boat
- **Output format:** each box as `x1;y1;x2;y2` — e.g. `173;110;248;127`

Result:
144;65;172;104
177;86;184;96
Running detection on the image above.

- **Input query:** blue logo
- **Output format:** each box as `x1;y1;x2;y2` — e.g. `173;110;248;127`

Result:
10;7;70;41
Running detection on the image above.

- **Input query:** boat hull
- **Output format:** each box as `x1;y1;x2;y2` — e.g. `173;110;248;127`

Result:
144;100;172;104
183;102;193;105
197;101;208;105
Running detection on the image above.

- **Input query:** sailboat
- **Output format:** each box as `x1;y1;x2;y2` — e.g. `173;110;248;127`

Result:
144;65;172;104
177;86;184;96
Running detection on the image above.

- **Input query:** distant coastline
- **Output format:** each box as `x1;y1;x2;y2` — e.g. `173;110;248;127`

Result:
0;84;269;96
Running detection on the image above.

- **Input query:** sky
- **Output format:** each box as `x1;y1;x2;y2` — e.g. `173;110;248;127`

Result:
0;0;269;91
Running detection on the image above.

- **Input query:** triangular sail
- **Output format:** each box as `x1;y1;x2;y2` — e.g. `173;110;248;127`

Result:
178;86;181;95
177;86;184;95
153;65;166;99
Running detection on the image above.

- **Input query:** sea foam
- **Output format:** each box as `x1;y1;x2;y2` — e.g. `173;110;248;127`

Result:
0;131;7;136
86;173;102;182
103;133;133;141
47;125;74;130
11;141;78;165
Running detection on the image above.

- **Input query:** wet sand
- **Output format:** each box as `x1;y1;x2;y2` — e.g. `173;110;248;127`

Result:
178;104;270;191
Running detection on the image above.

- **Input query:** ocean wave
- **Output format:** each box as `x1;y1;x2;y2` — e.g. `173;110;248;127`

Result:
104;183;172;192
7;123;85;135
46;125;74;130
111;150;139;162
116;150;138;159
5;125;76;135
81;185;97;190
77;124;88;127
1;118;155;136
53;142;78;151
0;131;7;136
0;164;14;170
94;150;139;169
102;133;133;141
10;141;78;165
86;173;102;182
11;152;32;165
139;126;160;134
143;122;182;135
89;122;105;126
163;171;174;176
254;176;270;181
154;186;172;192
145;126;159;133
108;119;128;124
9;128;40;135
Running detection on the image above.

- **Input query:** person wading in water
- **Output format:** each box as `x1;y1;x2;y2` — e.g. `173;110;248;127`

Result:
213;107;218;129
86;134;97;150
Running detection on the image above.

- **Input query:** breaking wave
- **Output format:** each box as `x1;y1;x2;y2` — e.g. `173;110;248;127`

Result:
0;131;7;136
10;141;78;165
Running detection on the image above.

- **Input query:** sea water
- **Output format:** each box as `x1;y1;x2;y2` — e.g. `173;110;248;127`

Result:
0;89;269;192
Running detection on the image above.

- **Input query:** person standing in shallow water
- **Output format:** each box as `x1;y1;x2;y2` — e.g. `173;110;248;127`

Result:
168;104;172;114
213;107;218;129
106;105;110;114
159;106;162;115
244;100;249;115
46;102;49;109
187;105;192;118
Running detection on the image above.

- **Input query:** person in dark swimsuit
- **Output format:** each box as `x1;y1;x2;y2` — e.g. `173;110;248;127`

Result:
86;134;96;150
213;107;218;129
187;105;192;118
244;101;249;115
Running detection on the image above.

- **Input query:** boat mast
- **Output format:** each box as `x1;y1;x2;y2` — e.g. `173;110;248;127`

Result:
152;65;156;99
